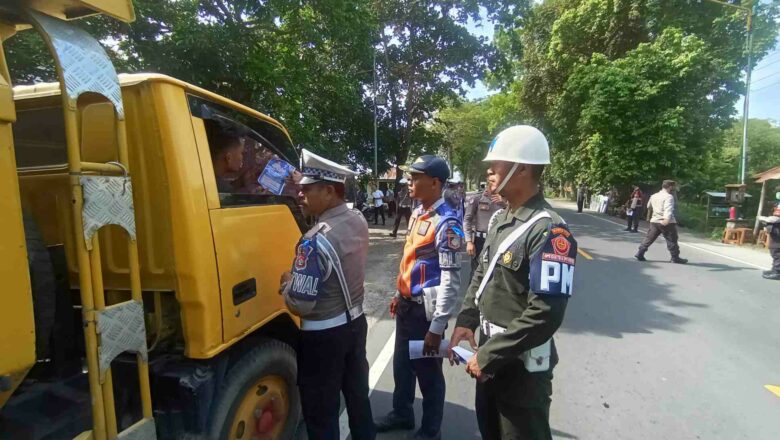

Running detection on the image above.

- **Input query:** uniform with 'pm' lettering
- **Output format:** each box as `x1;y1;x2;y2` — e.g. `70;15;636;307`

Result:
455;192;577;440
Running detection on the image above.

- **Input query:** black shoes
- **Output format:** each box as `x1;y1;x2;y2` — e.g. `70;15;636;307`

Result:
630;229;639;233
763;270;780;280
375;412;415;433
634;253;646;262
624;228;632;231
671;257;688;264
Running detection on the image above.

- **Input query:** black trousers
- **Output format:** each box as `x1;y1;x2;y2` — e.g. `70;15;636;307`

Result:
471;235;486;274
626;207;643;231
770;247;780;272
388;201;396;218
373;206;385;225
576;197;585;213
475;359;553;440
392;300;445;436
638;223;680;258
298;315;375;440
392;207;413;235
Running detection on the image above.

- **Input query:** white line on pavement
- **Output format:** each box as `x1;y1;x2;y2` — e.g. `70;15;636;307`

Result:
581;212;769;270
338;329;397;440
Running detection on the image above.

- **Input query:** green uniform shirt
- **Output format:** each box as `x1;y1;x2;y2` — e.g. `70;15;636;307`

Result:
455;193;574;376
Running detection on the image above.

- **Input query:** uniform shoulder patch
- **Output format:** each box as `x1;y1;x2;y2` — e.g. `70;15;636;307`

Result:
529;223;577;296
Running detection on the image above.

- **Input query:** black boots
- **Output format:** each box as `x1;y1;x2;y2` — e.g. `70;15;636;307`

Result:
671;257;688;264
763;270;780;280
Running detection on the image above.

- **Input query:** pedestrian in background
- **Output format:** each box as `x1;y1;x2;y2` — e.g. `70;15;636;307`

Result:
450;125;576;440
576;183;587;213
390;178;413;238
387;186;396;219
760;189;780;281
372;185;386;226
635;180;688;264
464;187;505;273
624;186;644;233
279;150;375;439
375;155;464;440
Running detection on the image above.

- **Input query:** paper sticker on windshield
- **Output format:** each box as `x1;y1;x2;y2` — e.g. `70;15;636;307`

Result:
529;224;577;296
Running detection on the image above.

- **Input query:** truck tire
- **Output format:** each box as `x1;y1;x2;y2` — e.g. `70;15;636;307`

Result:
23;213;56;360
207;339;300;440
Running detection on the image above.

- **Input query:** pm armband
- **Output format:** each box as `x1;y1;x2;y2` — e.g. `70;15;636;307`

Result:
529;224;577;296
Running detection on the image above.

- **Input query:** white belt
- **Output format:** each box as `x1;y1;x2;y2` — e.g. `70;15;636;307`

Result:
301;305;363;331
480;317;507;338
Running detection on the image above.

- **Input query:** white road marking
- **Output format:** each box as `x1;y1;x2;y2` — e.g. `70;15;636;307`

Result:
338;329;397;440
580;212;769;270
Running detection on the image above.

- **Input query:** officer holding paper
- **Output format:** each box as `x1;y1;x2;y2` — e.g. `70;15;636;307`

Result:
449;126;577;440
280;149;374;439
375;155;464;440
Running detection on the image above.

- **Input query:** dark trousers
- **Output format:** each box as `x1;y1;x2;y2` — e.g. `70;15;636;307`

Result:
471;235;486;273
626;207;643;231
298;315;375;440
770;247;780;272
392;300;445;436
373;206;385;225
576;197;584;213
638;222;680;258
388;201;396;218
392;207;413;236
475;361;553;440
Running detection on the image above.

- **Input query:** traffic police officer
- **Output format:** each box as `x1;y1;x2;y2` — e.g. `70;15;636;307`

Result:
280;149;375;439
464;187;506;272
760;189;780;281
449;126;577;440
375;155;464;440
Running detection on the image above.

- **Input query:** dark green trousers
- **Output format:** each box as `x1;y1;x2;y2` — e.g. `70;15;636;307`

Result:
475;362;553;440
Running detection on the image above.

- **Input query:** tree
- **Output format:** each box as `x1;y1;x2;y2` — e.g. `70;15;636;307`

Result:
490;0;780;191
373;0;494;178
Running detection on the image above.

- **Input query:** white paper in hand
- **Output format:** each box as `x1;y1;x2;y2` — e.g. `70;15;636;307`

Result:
409;340;451;359
451;346;474;363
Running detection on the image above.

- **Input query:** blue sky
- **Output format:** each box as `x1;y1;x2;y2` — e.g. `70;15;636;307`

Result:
464;10;780;122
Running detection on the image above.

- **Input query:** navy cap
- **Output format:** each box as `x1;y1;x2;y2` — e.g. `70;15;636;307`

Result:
401;155;450;183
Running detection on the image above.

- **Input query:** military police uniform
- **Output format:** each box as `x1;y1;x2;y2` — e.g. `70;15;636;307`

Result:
453;126;577;440
464;191;506;272
282;149;375;439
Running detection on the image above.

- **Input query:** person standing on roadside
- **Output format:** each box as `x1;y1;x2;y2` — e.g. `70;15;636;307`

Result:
576;183;587;213
449;125;577;440
372;185;386;226
760;190;780;281
635;180;688;264
390;178;413;238
387;185;396;219
464;187;506;273
375;155;464;440
624;186;644;233
279;149;375;440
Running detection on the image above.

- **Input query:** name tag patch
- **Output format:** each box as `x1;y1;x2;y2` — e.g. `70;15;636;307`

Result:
530;224;577;296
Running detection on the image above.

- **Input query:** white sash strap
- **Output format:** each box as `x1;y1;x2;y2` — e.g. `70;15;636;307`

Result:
317;233;360;318
474;212;552;305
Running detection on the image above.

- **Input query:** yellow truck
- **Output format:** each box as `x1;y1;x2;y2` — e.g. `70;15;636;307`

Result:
1;2;304;439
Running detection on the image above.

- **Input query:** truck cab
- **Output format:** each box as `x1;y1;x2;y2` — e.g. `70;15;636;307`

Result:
1;3;303;439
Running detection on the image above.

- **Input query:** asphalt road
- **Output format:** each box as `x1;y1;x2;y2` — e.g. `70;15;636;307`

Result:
344;201;780;440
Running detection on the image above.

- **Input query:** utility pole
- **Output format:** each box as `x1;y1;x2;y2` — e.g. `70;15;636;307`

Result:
373;48;378;179
705;0;755;184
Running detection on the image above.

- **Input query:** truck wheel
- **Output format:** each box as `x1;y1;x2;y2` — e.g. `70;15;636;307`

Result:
208;339;300;440
23;213;56;360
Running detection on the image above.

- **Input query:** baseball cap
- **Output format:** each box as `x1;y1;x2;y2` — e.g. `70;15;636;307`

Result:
400;155;450;183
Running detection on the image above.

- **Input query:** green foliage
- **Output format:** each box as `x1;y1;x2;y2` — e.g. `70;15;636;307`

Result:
491;0;780;192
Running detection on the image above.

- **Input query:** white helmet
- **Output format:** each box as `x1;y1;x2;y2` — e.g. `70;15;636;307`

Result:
483;125;550;165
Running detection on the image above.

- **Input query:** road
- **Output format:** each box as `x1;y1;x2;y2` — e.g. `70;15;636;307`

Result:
342;200;780;440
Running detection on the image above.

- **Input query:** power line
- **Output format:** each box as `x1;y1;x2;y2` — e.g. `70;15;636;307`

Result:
751;79;780;93
753;57;780;72
750;69;780;85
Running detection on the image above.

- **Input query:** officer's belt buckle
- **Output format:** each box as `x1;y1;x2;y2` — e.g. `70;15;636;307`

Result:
481;319;506;338
403;295;424;305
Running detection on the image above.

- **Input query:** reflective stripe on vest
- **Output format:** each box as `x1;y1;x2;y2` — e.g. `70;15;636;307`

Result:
474;212;552;305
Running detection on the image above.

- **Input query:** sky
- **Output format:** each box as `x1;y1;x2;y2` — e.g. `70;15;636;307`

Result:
464;8;780;122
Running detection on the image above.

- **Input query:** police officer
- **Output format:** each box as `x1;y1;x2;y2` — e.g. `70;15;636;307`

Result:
449;126;577;440
464;187;506;273
375;156;464;440
280;149;375;439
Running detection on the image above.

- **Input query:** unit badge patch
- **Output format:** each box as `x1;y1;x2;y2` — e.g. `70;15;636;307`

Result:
529;224;577;296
